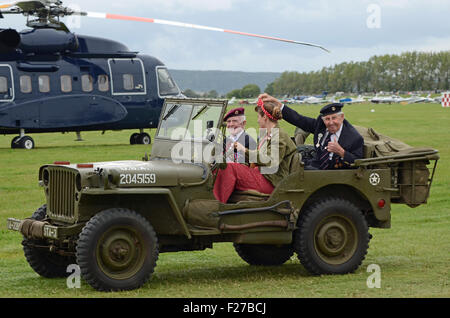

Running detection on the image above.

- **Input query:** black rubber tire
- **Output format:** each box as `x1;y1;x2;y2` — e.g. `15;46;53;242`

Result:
130;133;140;145
76;208;159;291
23;205;75;278
233;243;294;266
137;133;151;145
17;136;35;149
294;198;369;275
31;204;47;220
10;136;20;149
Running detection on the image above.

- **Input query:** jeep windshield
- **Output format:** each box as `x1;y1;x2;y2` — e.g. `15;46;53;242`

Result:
157;102;223;141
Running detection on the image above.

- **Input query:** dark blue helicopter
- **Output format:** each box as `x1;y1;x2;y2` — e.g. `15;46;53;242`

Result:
0;0;328;149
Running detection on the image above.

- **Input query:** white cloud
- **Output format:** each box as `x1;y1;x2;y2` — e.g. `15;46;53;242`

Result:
66;0;241;14
263;0;363;21
376;0;449;9
145;0;238;12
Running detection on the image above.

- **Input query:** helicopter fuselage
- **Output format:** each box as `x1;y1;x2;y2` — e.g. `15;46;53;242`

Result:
0;28;181;140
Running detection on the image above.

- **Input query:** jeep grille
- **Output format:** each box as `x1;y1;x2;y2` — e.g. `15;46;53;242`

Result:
45;167;78;222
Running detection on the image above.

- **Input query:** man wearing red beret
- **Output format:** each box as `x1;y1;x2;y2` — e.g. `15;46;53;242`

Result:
223;107;256;164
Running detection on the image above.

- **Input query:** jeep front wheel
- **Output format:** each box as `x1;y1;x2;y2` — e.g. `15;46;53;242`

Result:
23;204;75;278
76;208;159;291
294;198;369;275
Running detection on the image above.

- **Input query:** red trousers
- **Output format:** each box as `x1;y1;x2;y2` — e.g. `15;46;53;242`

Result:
213;163;274;203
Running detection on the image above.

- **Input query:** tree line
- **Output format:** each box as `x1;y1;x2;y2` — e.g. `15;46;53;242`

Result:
182;51;449;98
184;84;262;99
265;51;449;96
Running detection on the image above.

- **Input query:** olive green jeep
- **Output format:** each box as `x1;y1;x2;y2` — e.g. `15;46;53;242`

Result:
7;98;439;291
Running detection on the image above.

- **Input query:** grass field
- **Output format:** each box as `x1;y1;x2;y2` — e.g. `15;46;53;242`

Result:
0;102;449;298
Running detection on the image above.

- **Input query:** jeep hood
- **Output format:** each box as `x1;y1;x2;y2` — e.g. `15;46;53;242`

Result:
43;160;207;188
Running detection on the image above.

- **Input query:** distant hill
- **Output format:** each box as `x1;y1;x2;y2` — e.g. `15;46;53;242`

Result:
169;70;281;95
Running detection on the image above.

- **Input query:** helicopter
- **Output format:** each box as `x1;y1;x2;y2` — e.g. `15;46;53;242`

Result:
0;0;329;149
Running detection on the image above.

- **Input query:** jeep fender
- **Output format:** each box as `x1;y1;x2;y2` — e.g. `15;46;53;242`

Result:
80;187;191;238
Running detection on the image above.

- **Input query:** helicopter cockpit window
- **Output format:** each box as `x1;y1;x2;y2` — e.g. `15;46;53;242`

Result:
123;74;134;91
157;68;180;96
38;75;50;93
98;75;109;92
60;75;72;93
81;75;94;92
20;76;32;93
0;77;8;93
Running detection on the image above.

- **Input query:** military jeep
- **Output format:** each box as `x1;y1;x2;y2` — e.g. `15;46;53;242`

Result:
7;98;439;291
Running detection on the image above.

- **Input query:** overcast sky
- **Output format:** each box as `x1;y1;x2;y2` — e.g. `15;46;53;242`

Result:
2;0;450;72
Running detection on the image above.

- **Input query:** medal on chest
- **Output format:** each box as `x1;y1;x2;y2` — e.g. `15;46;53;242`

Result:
316;133;323;148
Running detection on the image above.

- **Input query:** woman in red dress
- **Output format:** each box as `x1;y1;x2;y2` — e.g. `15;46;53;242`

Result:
213;99;298;203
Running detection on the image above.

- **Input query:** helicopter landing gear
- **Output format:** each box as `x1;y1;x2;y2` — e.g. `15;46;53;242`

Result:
138;133;152;145
11;130;35;149
75;131;84;141
130;130;151;145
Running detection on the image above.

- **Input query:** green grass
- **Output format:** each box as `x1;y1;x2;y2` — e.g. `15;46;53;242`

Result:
0;103;449;298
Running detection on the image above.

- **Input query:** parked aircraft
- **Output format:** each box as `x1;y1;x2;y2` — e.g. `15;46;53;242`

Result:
339;95;365;104
301;91;329;104
371;93;439;104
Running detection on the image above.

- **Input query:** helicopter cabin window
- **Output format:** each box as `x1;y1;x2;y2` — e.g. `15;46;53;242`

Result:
108;58;146;95
123;74;134;91
20;76;32;93
0;77;7;93
81;75;94;92
38;75;50;93
157;67;180;96
60;75;72;93
98;75;109;92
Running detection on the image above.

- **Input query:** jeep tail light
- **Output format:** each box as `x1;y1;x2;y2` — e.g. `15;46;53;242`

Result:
378;199;386;208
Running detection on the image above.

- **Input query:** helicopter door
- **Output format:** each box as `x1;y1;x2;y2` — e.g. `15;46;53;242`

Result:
0;65;14;102
108;58;146;96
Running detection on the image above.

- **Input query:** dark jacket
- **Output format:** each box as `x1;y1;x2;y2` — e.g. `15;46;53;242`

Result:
282;105;364;169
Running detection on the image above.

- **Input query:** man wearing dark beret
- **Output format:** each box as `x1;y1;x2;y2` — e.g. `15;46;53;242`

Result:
223;107;257;164
259;93;364;169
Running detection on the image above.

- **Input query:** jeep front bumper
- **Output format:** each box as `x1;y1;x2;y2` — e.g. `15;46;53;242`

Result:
7;218;59;239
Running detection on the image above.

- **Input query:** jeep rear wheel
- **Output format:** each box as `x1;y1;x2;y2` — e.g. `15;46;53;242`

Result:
234;243;294;266
76;209;159;291
294;198;369;275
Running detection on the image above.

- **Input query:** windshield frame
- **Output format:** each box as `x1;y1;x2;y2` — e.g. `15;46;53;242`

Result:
155;98;228;142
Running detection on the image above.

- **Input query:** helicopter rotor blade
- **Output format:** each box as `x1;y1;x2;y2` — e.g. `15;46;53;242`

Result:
0;1;45;10
0;1;330;52
82;11;330;53
0;2;15;8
